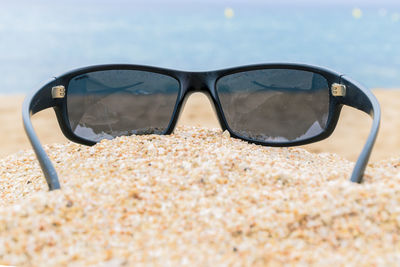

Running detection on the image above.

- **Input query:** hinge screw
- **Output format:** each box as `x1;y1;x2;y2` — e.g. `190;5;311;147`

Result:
331;83;346;97
52;85;65;99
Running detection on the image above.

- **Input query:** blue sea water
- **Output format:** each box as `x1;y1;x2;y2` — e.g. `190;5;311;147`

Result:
0;0;399;93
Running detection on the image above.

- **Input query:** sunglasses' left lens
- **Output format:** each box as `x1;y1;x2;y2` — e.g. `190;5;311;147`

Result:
66;69;180;142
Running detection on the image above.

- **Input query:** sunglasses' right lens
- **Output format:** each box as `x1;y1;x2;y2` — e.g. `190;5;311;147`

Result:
66;69;180;142
216;69;330;143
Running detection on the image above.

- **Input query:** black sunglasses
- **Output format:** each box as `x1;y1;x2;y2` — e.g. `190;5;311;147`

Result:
22;63;380;190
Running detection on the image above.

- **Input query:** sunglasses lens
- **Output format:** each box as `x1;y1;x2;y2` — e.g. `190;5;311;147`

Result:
66;69;180;142
216;69;330;143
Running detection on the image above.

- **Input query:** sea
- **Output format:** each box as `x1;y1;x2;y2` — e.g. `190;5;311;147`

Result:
0;0;400;93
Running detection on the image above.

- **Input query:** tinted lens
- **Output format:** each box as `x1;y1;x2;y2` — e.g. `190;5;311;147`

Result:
67;69;180;142
216;69;330;143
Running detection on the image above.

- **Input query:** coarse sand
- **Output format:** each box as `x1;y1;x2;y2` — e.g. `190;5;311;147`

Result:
0;127;399;266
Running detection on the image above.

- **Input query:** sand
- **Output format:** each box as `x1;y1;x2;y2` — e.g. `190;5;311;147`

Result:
1;90;399;161
0;127;399;266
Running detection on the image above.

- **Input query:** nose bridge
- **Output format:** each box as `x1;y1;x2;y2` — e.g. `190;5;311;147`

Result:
176;71;227;131
184;72;214;94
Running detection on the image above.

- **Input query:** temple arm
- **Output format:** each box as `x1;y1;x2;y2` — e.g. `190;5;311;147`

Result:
22;78;145;191
22;79;61;190
339;75;381;183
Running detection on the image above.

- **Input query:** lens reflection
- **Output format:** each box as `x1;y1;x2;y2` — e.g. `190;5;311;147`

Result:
67;69;180;142
216;69;330;143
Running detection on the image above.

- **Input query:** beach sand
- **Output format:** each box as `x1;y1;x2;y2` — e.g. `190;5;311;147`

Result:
1;90;399;161
0;126;400;266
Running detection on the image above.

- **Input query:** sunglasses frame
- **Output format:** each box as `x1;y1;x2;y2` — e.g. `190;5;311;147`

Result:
23;63;380;190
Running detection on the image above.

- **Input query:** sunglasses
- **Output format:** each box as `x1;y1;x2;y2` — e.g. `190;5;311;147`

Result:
22;63;380;190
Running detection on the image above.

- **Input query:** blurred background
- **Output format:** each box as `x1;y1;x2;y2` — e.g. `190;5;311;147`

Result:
0;0;399;161
1;0;400;91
